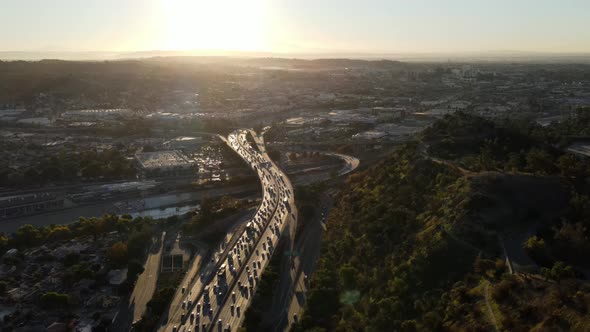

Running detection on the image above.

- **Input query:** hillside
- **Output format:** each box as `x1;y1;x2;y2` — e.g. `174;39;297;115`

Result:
294;113;590;331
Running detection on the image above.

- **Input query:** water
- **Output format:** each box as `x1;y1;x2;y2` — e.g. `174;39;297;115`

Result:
128;204;200;219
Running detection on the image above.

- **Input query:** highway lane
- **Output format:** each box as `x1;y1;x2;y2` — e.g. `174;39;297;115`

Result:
206;130;292;332
158;208;256;332
159;211;255;332
159;129;295;332
324;152;360;176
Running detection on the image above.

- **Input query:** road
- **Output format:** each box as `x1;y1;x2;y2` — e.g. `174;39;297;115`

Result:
158;211;254;332
131;231;166;322
325;152;360;176
112;232;166;331
568;142;590;157
273;191;334;331
159;129;296;332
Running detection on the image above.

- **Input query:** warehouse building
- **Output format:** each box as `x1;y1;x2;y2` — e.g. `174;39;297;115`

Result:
135;150;196;177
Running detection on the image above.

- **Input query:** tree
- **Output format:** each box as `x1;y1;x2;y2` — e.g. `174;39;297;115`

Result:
523;235;545;253
127;225;153;259
339;263;358;289
63;252;80;267
147;287;176;315
477;143;495;171
40;292;69;308
401;320;418;332
82;161;103;178
526;148;554;175
127;259;145;282
541;261;575;282
142;145;156;152
267;149;281;162
523;235;549;265
505;152;521;173
0;233;8;252
557;154;585;178
24;168;40;183
108;242;128;267
46;226;72;242
41;166;63;181
15;224;41;247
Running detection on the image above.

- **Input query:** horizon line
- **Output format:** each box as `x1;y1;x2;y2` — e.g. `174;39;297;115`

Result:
2;49;590;63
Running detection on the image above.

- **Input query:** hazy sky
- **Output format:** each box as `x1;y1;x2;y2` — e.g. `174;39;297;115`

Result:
1;0;589;54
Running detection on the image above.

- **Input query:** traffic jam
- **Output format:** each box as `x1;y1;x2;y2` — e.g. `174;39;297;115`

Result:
169;130;292;332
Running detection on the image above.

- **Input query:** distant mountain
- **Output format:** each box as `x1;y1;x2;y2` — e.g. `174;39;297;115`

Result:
2;50;590;63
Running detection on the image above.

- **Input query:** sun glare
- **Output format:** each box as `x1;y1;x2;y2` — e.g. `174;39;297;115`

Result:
156;0;269;52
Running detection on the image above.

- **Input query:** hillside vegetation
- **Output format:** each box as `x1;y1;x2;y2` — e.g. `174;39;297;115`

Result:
295;111;590;331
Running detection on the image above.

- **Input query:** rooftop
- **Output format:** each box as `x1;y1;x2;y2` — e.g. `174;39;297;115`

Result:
135;150;192;169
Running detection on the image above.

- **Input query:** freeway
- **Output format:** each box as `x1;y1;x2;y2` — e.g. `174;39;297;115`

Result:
159;129;296;332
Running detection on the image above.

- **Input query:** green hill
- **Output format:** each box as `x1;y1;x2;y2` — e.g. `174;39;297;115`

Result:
295;113;590;331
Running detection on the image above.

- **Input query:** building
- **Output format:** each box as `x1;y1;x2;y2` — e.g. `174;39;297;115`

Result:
0;109;26;123
135;150;196;177
163;136;204;151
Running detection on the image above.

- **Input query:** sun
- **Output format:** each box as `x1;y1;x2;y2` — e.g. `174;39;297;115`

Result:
156;0;269;52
